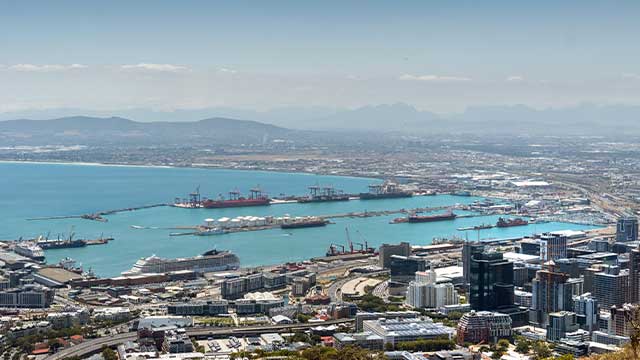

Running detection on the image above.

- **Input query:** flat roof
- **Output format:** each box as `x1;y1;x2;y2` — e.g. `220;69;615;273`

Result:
37;267;83;283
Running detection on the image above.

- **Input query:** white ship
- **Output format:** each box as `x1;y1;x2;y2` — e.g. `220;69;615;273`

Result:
123;249;240;275
13;242;45;261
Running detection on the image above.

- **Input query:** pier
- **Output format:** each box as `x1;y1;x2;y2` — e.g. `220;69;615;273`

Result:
27;203;168;222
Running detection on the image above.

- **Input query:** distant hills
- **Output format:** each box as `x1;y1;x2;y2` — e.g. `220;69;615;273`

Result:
2;103;640;142
0;116;294;145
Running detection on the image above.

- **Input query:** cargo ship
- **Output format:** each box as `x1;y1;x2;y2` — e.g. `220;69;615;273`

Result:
13;242;45;261
359;181;412;200
407;211;457;223
202;187;270;208
297;185;350;203
496;217;529;228
325;228;376;257
281;217;328;229
124;249;240;275
37;238;87;249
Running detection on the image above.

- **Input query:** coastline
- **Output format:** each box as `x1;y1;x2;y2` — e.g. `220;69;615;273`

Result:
0;159;380;181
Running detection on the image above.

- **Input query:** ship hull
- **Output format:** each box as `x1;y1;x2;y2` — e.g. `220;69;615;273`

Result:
202;199;270;208
408;214;457;223
496;223;528;228
298;196;350;203
358;192;412;200
38;240;87;249
281;221;327;229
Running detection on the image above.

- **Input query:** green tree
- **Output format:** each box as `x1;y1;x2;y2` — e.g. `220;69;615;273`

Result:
532;341;552;360
101;346;118;360
497;338;510;351
514;337;531;354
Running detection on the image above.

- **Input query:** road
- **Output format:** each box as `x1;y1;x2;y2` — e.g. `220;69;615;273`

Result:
44;319;353;360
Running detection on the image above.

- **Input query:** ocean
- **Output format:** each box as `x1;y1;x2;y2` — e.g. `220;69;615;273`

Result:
0;162;600;277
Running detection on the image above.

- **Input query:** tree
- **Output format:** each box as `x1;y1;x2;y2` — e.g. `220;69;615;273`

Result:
101;346;118;360
497;338;510;349
514;337;531;354
532;341;552;360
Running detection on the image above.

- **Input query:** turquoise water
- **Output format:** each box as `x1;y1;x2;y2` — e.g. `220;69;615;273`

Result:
0;162;600;277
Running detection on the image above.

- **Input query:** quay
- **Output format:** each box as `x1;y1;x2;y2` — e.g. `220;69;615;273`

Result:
26;203;168;222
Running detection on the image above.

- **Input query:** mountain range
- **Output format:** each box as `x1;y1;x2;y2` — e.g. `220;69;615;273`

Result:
1;103;640;144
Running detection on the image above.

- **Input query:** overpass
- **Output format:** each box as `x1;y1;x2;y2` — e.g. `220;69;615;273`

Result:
44;319;354;360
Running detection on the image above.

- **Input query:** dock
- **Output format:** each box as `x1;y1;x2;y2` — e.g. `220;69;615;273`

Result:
27;203;168;222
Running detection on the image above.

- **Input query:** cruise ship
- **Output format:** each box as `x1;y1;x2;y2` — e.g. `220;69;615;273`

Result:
13;242;45;261
124;249;240;275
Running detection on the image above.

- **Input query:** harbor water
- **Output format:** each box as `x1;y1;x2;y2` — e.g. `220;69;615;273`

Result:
0;162;601;277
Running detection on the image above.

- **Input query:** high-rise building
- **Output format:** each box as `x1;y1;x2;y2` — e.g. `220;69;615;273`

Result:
629;248;640;303
469;252;514;311
379;242;411;269
547;311;579;341
616;217;638;242
405;276;459;309
609;304;635;337
530;269;573;326
540;233;567;261
389;255;427;284
592;265;629;308
572;293;599;333
462;242;485;286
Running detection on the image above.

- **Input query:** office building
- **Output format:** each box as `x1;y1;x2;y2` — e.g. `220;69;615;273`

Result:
573;293;599;333
390;255;427;284
456;311;512;345
593;266;629;308
333;332;384;350
540;233;567;261
462;242;484;286
0;284;54;308
379;242;411;269
547;311;579;342
616;217;638;242
167;300;229;316
355;311;419;331
609;304;634;337
363;318;455;346
469;252;514;311
530;269;573;326
629;248;640;303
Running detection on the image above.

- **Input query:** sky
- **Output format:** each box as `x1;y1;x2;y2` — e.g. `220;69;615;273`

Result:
1;0;640;114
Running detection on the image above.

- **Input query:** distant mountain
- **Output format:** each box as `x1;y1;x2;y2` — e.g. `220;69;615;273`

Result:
2;103;640;138
0;116;294;145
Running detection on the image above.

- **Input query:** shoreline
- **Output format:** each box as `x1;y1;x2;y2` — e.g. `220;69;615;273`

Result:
0;159;380;181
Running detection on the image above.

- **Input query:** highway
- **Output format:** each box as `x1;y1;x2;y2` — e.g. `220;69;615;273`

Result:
44;319;353;360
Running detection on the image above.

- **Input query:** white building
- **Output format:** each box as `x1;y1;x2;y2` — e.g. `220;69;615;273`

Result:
405;269;459;309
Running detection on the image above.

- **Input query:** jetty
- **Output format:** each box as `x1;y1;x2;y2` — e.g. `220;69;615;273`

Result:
27;203;168;222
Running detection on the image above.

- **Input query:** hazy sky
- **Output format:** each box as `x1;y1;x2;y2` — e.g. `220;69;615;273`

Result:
1;0;640;113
